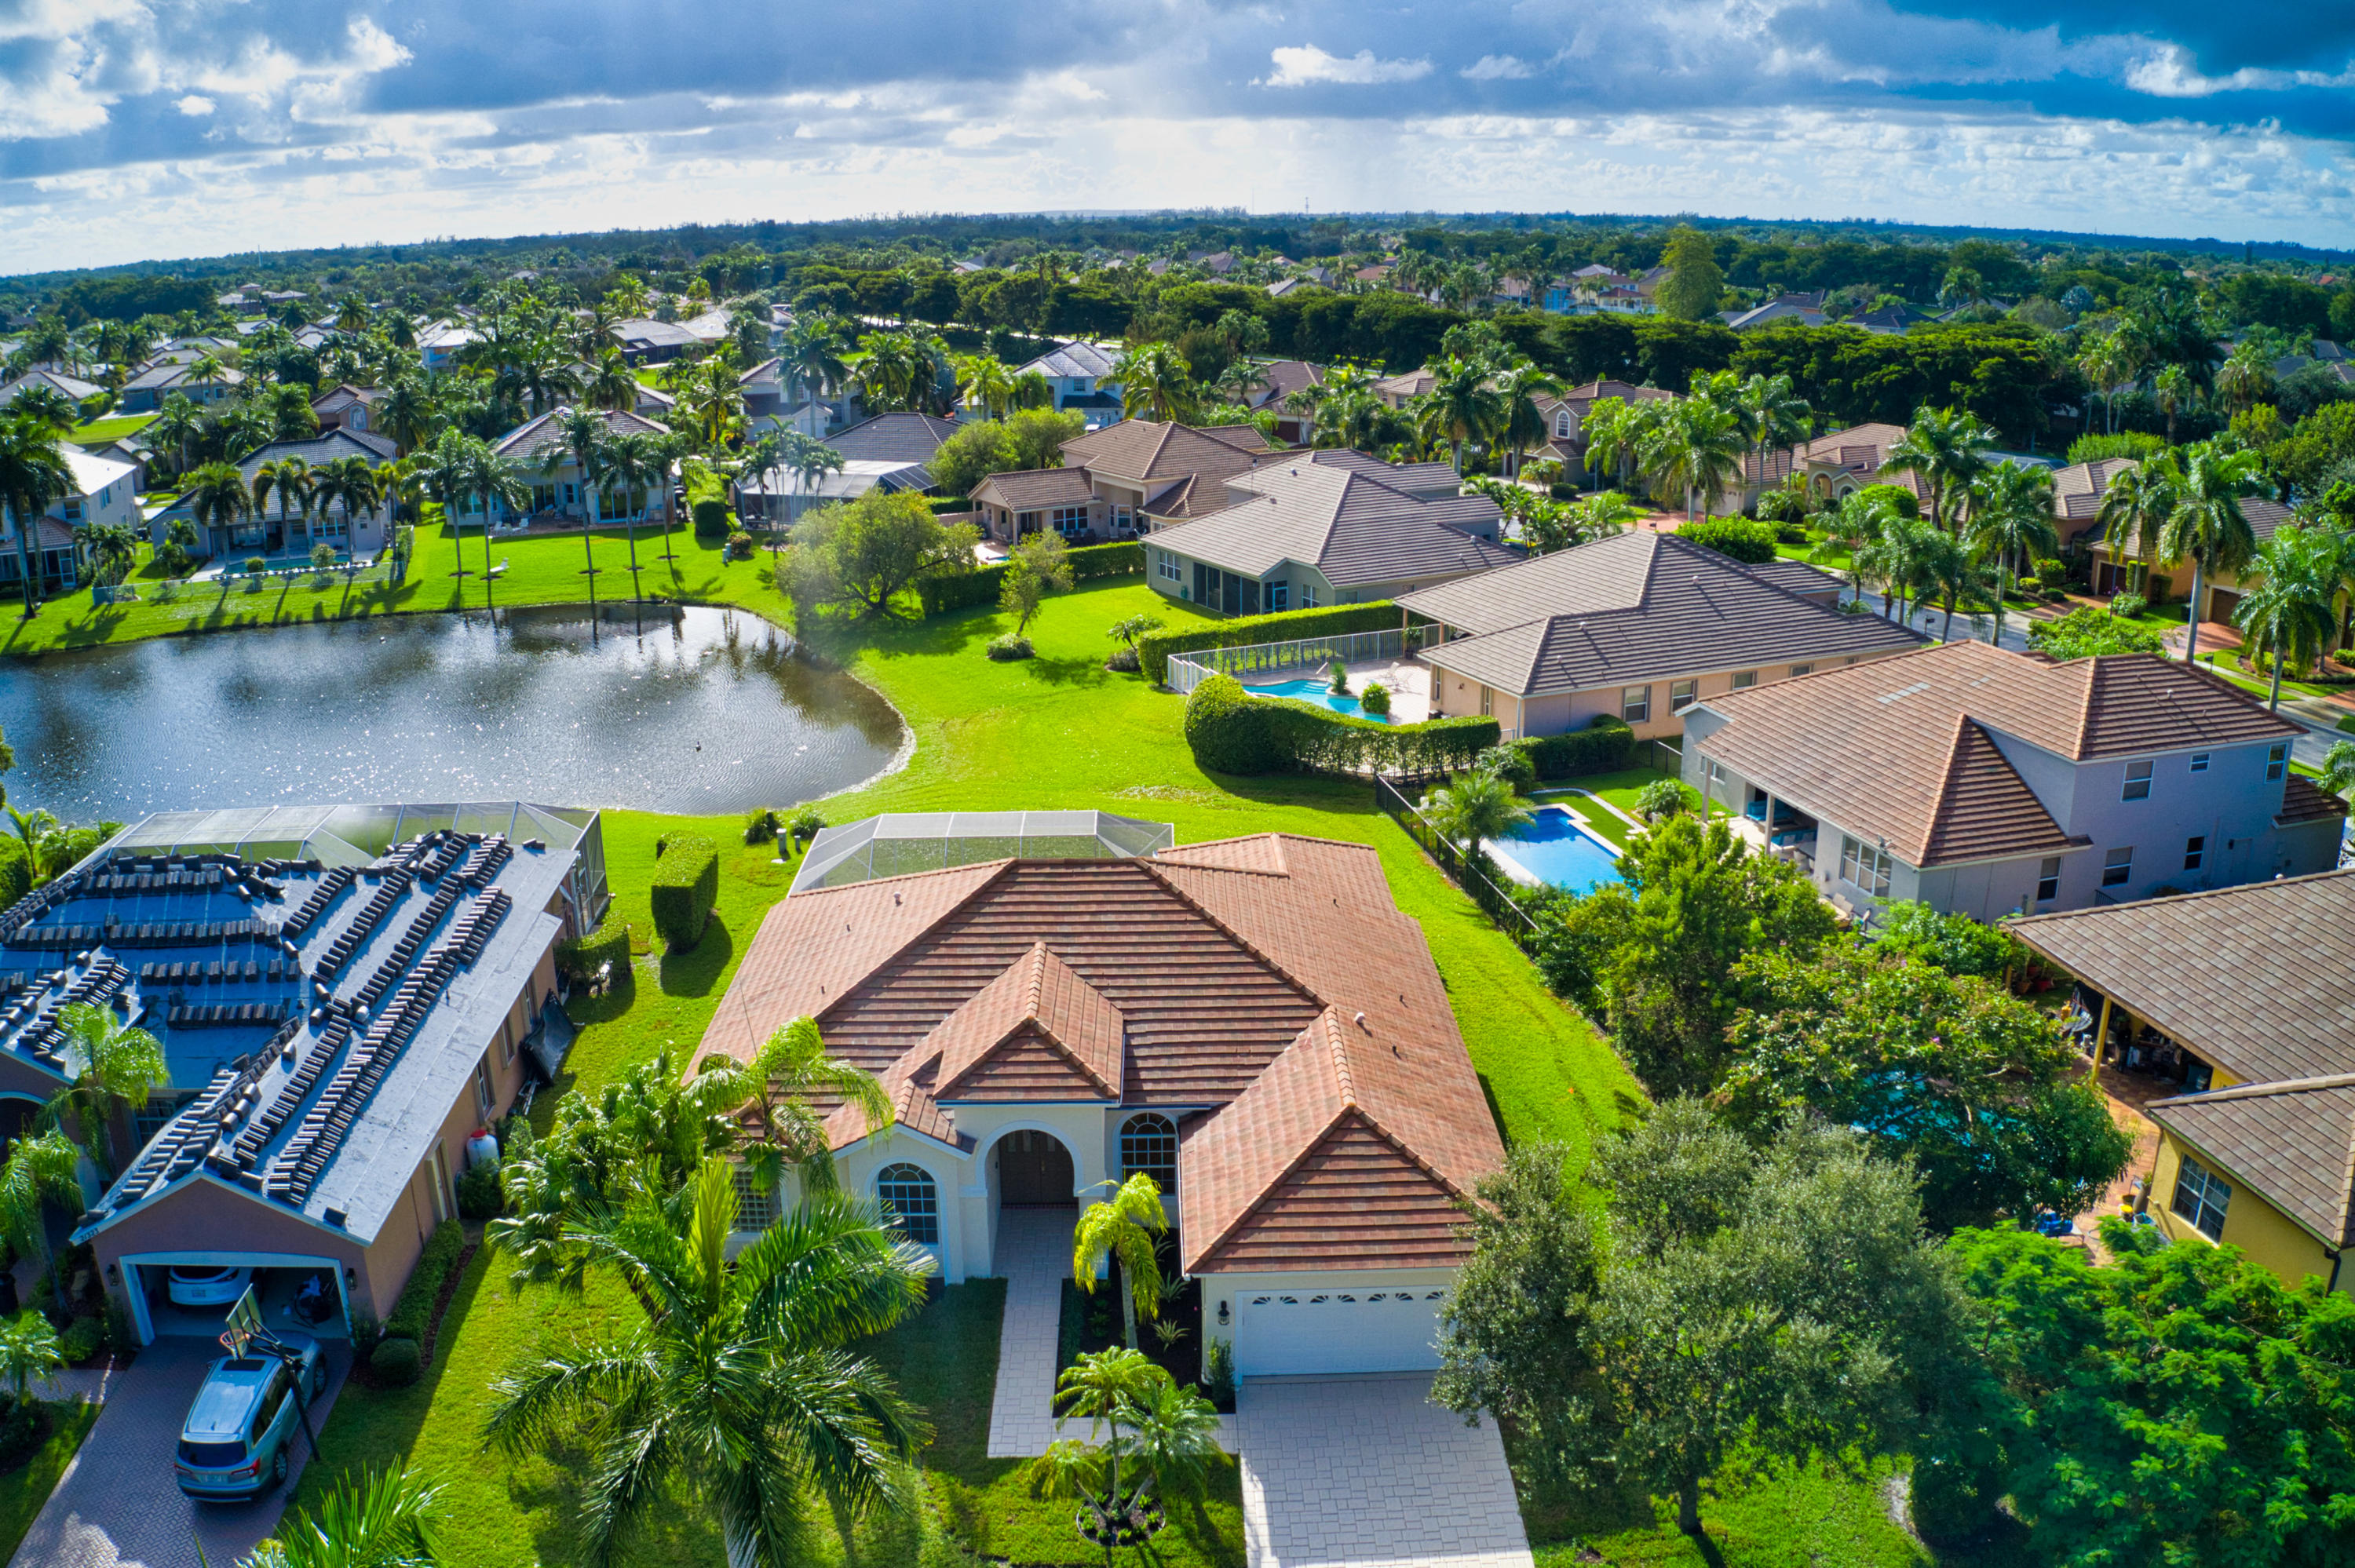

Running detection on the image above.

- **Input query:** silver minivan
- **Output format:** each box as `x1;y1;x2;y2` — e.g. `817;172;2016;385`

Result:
173;1334;325;1499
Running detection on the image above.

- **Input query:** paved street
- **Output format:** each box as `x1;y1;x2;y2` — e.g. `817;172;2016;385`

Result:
1238;1374;1533;1568
10;1339;349;1568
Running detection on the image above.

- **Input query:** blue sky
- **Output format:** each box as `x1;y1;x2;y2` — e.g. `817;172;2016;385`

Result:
3;0;2353;273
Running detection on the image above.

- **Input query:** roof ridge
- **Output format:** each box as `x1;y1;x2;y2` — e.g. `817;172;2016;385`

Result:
2012;865;2355;928
1137;860;1327;1011
2152;1070;2355;1106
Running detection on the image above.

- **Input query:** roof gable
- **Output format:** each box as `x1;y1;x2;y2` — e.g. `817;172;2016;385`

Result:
929;943;1123;1101
2149;1074;2355;1247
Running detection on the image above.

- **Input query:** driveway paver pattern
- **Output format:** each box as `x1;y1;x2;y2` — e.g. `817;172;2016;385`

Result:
986;1206;1075;1458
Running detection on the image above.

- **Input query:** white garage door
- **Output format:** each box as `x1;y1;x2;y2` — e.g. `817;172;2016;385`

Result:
1234;1285;1447;1377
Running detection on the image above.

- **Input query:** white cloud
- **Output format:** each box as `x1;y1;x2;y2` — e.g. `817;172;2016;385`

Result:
1460;54;1533;82
2120;42;2355;98
1258;45;1433;88
175;94;215;116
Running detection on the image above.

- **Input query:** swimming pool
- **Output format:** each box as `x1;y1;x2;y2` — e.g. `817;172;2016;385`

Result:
1246;677;1391;722
1490;806;1626;895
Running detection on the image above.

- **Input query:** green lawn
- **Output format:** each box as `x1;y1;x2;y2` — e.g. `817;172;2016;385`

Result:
0;1401;99;1563
1524;1455;1933;1567
68;413;155;447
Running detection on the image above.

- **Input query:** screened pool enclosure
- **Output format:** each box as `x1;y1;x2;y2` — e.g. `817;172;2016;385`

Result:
790;811;1175;894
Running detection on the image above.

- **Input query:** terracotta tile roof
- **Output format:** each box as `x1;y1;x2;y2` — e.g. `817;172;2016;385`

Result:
2010;870;2355;1088
824;1058;968;1153
2148;1074;2355;1247
1919;718;2080;865
927;943;1124;1101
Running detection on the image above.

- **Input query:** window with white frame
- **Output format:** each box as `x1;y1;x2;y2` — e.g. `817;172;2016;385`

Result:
2102;846;2134;888
1621;684;1651;723
2171;1155;2230;1241
1050;505;1090;537
1787;662;1813;677
1670;679;1698;713
1838;836;1893;897
2183;836;2206;872
2266;742;2287;782
2190;752;2210;773
877;1163;940;1245
1554;410;1572;438
1156;549;1181;582
1731;670;1758;690
2036;857;2061;903
473;1055;495;1120
732;1165;778;1230
1121;1113;1179;1192
2122;759;2153;801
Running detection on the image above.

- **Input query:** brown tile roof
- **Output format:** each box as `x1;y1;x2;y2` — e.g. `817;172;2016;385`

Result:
1151;465;1513;588
2147;1074;2355;1246
969;466;1095;511
2010;870;2355;1088
929;943;1124;1102
1060;419;1269;483
2278;773;2350;826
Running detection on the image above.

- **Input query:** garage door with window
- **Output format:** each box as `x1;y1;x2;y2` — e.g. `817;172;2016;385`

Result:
1232;1284;1448;1377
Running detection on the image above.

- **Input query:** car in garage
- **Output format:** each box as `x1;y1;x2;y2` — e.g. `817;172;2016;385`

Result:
173;1333;325;1500
166;1265;253;1308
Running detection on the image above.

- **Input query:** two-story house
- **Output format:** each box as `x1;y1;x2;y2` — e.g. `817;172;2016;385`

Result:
1010;342;1124;428
2071;456;2301;632
149;430;399;560
0;443;141;594
1682;640;2344;921
967;419;1272;545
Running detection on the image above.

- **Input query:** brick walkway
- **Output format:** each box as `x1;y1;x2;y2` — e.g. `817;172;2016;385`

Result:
986;1207;1075;1458
10;1338;349;1568
1238;1373;1533;1568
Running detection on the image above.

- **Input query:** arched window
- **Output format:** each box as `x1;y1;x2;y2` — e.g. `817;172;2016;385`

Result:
1554;410;1572;439
1121;1113;1178;1193
877;1163;940;1245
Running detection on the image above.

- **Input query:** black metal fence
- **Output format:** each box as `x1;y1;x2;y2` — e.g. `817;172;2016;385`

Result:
1373;776;1542;952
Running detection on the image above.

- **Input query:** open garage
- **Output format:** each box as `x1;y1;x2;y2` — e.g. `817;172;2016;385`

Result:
122;1251;350;1344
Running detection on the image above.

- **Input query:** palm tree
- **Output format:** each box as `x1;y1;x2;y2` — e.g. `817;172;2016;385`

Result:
1029;1348;1227;1566
483;1158;930;1567
180;461;254;563
1424;766;1532;865
2078;333;2129;435
252;457;314;555
1886;407;1995;536
1495;363;1566;477
2160;442;2263;664
379;378;438;458
1733;372;1813;494
2214;342;2276;415
601;430;670;600
1415;357;1503;476
307;458;381;560
1639;399;1745;520
148;393;206;481
2321;739;2355;800
5;385;79;436
1857;512;1942;622
1072;1172;1169;1351
458;441;530;612
1964;461;2059;645
1919;530;1998;644
42;1001;167;1183
780;319;849;414
586;351;640;415
558;409;612;612
0;414;75;618
692;1015;893;1200
73;520;139;589
0;1133;82;1307
959;355;1015;421
2091;458;2174;598
2153;364;2193;446
0;1311;61;1417
241;1466;445;1568
2233;526;2339;709
1112;342;1196;424
1810;489;1884;609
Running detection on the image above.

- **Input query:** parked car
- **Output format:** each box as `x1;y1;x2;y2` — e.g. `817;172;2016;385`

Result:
173;1334;325;1500
166;1265;252;1308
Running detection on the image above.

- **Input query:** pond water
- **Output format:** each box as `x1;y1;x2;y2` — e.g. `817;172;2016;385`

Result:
0;607;907;819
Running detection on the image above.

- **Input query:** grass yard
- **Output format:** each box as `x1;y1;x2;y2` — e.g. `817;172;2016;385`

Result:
1523;1455;1932;1568
0;1400;100;1563
68;413;156;447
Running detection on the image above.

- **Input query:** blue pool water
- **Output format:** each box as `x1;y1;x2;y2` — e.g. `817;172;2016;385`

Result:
1492;806;1626;895
1247;677;1391;722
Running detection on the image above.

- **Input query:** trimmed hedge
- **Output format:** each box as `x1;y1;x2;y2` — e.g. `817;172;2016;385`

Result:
691;498;732;538
384;1219;466;1349
650;833;719;953
554;921;630;984
1141;601;1399;684
1674;516;1777;564
915;539;1145;617
1510;715;1634;780
370;1337;421;1387
1183;673;1499;776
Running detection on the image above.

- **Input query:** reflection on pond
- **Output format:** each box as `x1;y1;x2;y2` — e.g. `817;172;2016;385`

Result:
0;606;907;819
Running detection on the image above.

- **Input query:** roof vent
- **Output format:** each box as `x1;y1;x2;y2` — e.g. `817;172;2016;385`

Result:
322;1207;348;1228
1353;1011;1368;1030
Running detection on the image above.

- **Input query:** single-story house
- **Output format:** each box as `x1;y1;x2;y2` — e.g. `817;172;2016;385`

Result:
824;411;961;464
1683;639;2343;922
739;459;936;526
1371;369;1435;409
1399;532;1925;741
486;407;675;525
1146;458;1512;614
0;443;141;594
2050;456;2138;551
2010;871;2355;1296
150;430;400;560
1849;304;1936;334
612;319;703;364
967;419;1272;545
696;829;1505;1378
119;360;246;413
0;368;104;410
21;801;608;1345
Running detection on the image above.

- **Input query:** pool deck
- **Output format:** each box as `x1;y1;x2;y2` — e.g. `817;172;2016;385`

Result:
1235;658;1433;722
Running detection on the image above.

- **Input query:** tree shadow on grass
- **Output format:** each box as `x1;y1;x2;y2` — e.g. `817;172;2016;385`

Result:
509;1430;725;1568
656;913;734;997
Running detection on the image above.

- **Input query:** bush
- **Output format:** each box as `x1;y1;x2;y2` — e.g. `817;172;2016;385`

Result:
309;542;337;570
455;1159;503;1221
787;806;827;844
691;498;732;538
0;1398;49;1471
1358;681;1391;717
0;839;28;919
2028;607;2168;659
724;530;755;561
1773;523;1809;545
1674;516;1778;564
1182;673;1499;776
985;633;1033;660
915;540;1145;616
384;1220;466;1349
1204;1336;1236;1412
104;1301;135;1358
2016;577;2041;594
2065;431;2169;465
58;1318;100;1366
743;808;780;845
1634;779;1693;820
649;833;719;953
1104;647;1141;673
1140;601;1400;683
1853;482;1919;520
1510;715;1635;780
370;1336;421;1387
245;556;267;576
2033;556;2068;585
1872;901;2027;979
554;922;630;986
2109;593;2147;619
1475;743;1536;793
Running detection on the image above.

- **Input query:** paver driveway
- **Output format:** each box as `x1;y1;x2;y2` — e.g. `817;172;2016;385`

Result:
1237;1373;1533;1568
10;1338;349;1568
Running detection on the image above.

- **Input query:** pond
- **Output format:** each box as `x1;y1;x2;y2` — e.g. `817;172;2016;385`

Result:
0;607;907;819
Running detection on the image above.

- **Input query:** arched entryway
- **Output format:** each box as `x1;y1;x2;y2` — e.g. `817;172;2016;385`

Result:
995;1129;1075;1208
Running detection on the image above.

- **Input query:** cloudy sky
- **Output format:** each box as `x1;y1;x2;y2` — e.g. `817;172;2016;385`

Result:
4;0;2352;275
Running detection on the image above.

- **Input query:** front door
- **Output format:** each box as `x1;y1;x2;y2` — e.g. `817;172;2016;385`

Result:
998;1130;1074;1206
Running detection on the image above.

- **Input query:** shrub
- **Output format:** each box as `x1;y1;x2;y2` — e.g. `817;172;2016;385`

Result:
691;498;732;538
2334;648;2355;670
0;839;28;919
2016;576;2041;594
104;1301;136;1357
384;1220;466;1350
743;808;780;845
2145;575;2172;607
649;833;719;953
0;1398;49;1470
985;632;1033;660
1182;673;1499;776
1773;523;1809;545
1476;743;1536;792
1140;602;1400;683
455;1159;503;1221
915;540;1145;616
787;806;827;844
1633;778;1694;820
1674;516;1778;564
2065;431;2169;465
1853;482;1919;520
2033;556;2068;585
59;1318;101;1365
2028;607;2168;659
1873;901;2027;979
1104;647;1141;673
724;530;755;561
245;556;267;576
1204;1336;1236;1412
554;922;630;986
2109;593;2147;619
1511;715;1634;780
370;1336;421;1387
1358;681;1392;717
309;542;337;570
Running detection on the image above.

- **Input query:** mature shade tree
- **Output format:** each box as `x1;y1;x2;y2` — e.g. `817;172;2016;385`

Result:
1720;944;2133;1231
1655;227;1726;322
786;489;980;621
1436;1103;1974;1543
0;413;75;618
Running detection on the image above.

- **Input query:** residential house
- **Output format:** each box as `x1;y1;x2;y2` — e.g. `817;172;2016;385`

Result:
0;443;141;594
612;319;703;365
1371;368;1435;409
1780;422;1930;509
1010;341;1124;428
2009;872;2355;1296
736;414;956;524
1681;639;2342;922
1243;360;1325;443
739;358;854;434
1849;303;1936;334
151;430;400;560
2075;457;2300;628
2050;456;2138;551
1725;292;1830;330
967;418;1272;545
696;827;1505;1377
42;802;608;1346
1400;533;1923;742
1532;379;1681;472
310;384;389;436
417;319;479;374
0;368;103;410
119;360;246;413
484;407;675;526
1145;458;1512;614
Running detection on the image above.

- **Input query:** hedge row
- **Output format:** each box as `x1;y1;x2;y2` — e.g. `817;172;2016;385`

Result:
1141;601;1399;684
1510;716;1635;779
690;498;733;539
383;1219;466;1351
650;833;719;953
915;539;1146;617
554;922;630;984
1183;673;1499;776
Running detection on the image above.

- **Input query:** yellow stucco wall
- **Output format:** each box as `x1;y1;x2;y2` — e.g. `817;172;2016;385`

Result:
2149;1132;2337;1289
